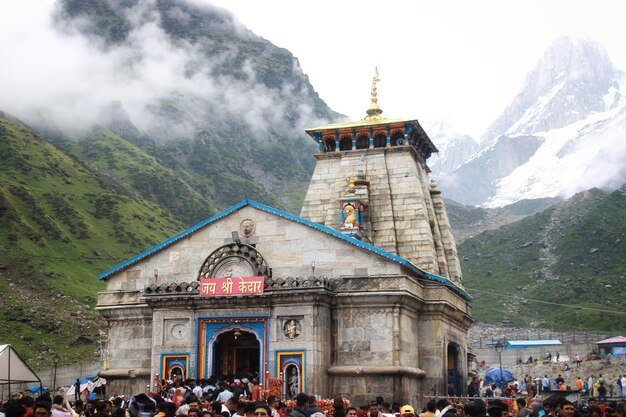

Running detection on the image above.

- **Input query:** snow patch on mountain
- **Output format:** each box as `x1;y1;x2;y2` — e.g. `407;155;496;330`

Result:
506;80;566;136
485;94;626;207
443;37;626;207
422;118;479;175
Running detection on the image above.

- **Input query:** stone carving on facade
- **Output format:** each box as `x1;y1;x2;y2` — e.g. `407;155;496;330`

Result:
338;191;368;240
240;219;256;237
283;319;301;339
213;259;255;279
164;319;189;345
197;243;269;280
108;319;152;327
265;276;334;291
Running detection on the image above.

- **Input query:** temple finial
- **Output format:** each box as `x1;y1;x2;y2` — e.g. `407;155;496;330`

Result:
364;67;383;120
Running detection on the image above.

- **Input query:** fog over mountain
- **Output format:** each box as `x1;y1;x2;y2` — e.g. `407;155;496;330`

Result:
0;0;346;215
437;37;626;207
2;4;624;210
0;0;338;141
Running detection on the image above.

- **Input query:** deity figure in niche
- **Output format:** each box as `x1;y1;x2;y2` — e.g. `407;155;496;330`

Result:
286;365;299;399
284;319;300;339
343;204;356;229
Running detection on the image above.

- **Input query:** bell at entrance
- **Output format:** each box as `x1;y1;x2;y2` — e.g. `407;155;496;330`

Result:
213;330;260;377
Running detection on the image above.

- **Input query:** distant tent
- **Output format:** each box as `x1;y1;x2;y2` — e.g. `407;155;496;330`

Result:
0;344;42;397
66;375;106;397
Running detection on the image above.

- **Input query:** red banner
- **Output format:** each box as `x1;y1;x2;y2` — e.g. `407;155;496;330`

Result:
199;276;265;296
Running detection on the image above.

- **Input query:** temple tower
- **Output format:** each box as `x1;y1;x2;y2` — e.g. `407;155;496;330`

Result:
300;71;462;285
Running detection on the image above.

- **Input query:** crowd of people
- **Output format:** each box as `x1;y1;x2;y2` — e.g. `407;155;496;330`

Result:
2;375;625;417
465;374;626;399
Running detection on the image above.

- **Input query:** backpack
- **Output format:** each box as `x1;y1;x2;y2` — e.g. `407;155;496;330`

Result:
128;394;157;417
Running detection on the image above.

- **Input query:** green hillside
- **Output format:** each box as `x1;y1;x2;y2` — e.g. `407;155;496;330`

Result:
0;114;186;368
69;126;218;225
459;187;626;332
1;0;342;369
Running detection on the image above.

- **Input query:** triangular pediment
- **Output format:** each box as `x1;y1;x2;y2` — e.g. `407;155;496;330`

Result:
98;200;470;300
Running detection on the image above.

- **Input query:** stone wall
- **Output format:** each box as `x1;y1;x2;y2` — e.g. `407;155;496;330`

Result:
300;147;461;281
97;200;470;400
472;342;599;367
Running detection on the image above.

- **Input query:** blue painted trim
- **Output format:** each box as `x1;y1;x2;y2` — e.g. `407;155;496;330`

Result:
97;200;471;301
196;315;269;382
159;352;190;380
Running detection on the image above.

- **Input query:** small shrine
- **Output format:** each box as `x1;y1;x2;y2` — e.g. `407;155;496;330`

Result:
338;177;368;240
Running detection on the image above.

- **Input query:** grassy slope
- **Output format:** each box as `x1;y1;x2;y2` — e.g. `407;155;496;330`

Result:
0;115;185;367
460;187;626;332
71;127;219;225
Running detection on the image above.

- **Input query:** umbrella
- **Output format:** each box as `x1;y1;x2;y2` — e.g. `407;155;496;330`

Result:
27;385;48;394
485;367;514;387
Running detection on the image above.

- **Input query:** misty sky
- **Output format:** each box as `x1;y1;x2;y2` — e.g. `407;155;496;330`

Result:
206;0;626;137
2;0;625;138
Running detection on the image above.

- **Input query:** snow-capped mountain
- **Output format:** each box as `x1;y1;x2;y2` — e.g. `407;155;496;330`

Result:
422;119;479;176
439;37;626;207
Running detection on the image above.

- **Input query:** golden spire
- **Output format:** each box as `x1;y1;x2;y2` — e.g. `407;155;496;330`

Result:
347;176;356;193
364;67;383;120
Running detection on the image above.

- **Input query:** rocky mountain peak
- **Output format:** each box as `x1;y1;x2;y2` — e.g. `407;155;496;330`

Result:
481;36;624;143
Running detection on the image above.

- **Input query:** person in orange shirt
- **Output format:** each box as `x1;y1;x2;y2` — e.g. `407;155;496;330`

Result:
558;382;566;391
250;379;262;402
575;377;584;391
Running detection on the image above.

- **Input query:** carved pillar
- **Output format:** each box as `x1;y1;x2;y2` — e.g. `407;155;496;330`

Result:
331;306;338;365
368;129;374;149
442;337;448;395
351;131;357;151
404;125;411;146
392;306;400;366
334;132;340;152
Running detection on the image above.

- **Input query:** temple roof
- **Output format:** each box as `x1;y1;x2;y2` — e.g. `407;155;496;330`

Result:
97;199;471;301
306;116;425;132
305;116;438;157
596;336;626;345
304;70;438;156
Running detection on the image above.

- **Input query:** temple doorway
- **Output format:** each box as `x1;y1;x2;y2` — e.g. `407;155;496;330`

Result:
169;366;184;381
212;329;260;378
447;343;460;396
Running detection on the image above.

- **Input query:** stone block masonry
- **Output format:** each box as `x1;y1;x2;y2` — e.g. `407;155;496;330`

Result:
301;147;462;282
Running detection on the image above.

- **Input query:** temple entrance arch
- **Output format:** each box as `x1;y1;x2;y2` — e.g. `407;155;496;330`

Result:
198;317;268;382
210;326;261;378
169;366;184;381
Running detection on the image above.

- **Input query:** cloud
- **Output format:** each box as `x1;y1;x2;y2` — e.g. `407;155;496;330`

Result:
0;0;328;142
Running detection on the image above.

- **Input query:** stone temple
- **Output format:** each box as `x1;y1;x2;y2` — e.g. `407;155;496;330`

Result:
97;73;472;405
